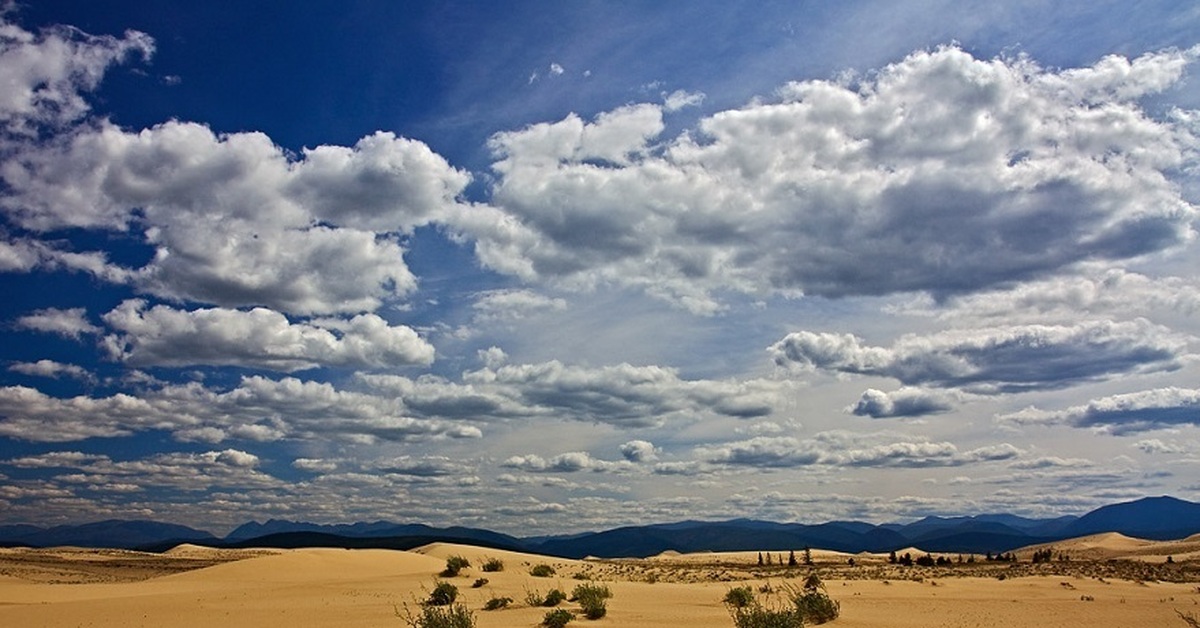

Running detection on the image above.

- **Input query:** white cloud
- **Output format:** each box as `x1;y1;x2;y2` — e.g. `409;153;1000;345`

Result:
0;375;484;443
465;46;1198;312
896;268;1200;322
14;307;100;339
2;121;471;315
8;359;93;382
293;458;339;472
663;89;704;112
997;387;1200;434
696;433;1020;469
471;289;567;322
847;387;954;418
771;319;1187;393
100;300;434;371
620;439;659;462
0;15;153;135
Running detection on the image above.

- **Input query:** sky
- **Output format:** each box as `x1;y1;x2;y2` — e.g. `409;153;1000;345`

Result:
1;1;1199;537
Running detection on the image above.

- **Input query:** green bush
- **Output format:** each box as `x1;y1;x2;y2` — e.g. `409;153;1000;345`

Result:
525;588;546;607
723;586;755;609
543;589;567;607
481;557;505;572
572;583;612;620
482;597;512;611
793;591;838;625
471;578;488;588
729;604;803;628
543;609;574;628
399;603;475;628
441;555;471;577
426;581;459;606
530;564;556;577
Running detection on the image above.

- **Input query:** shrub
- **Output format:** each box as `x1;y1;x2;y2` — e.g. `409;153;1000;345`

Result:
525;588;546;607
723;586;756;609
442;555;471;578
543;609;574;628
543;588;568;607
399;603;475;628
427;581;459;606
793;591;839;625
482;597;512;611
530;564;556;577
572;583;612;619
481;557;505;572
471;578;488;588
729;604;803;628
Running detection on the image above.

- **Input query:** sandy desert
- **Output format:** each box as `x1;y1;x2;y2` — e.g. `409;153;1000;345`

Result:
1;534;1198;628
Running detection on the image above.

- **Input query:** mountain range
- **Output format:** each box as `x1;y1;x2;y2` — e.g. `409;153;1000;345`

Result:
3;495;1199;558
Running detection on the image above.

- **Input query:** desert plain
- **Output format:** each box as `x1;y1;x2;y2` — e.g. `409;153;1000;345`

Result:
1;534;1199;628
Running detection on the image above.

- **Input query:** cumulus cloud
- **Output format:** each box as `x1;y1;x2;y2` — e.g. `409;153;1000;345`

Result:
620;439;659;462
2;121;469;314
14;307;100;339
663;89;704;111
0;14;153;136
356;360;780;430
471;289;567;322
100;300;434;371
0;375;483;443
848;387;954;418
8;359;93;382
502;451;631;473
292;458;339;472
696;433;1020;469
771;319;1186;393
997;387;1200;434
896;268;1200;321
463;45;1199;312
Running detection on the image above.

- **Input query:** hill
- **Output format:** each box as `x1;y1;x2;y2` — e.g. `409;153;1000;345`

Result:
1;495;1197;557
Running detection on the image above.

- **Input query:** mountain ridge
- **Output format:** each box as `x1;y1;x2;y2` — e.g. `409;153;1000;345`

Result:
3;495;1198;558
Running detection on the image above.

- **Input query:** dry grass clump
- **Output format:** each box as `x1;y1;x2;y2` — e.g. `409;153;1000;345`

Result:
572;583;612;619
398;603;475;628
543;608;574;628
426;581;459;606
441;556;470;578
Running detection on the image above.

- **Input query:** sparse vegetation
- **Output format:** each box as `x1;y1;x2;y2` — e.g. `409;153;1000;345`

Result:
728;603;803;628
481;557;505;572
543;588;567;607
793;590;839;624
543;608;574;628
723;586;756;608
483;597;512;611
572;583;612;619
441;556;470;578
398;603;475;628
531;564;557;577
471;578;488;588
426;581;459;606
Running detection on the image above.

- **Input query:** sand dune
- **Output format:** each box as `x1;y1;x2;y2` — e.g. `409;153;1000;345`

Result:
0;541;1196;627
1018;532;1200;563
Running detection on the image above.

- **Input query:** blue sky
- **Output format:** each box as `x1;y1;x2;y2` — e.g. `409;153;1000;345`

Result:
1;1;1199;536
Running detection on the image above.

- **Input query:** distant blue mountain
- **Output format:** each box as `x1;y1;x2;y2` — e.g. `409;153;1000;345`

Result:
1060;496;1200;540
0;519;215;549
1;496;1196;556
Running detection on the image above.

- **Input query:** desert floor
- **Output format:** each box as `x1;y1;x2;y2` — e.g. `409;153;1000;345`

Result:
1;538;1199;628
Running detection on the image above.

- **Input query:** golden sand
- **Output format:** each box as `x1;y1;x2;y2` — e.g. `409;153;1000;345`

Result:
0;540;1196;627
